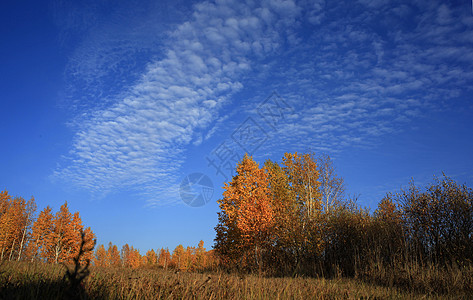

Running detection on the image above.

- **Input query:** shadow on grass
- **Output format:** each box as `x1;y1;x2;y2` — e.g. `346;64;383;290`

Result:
0;230;97;300
0;279;91;300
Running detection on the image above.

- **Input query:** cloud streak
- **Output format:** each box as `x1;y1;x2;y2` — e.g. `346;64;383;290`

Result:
54;0;309;205
53;0;473;205
238;0;473;157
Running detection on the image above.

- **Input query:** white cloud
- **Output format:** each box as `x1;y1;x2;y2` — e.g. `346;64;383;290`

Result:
237;0;473;159
54;0;304;205
53;0;473;206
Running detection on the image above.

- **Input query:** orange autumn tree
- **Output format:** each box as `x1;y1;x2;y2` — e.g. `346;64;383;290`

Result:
29;206;53;262
183;246;196;271
107;242;121;267
195;240;206;270
128;246;142;268
16;196;37;261
145;249;158;266
0;192;36;261
50;202;76;263
171;244;185;270
264;159;302;273
94;244;108;267
79;227;96;264
0;190;13;260
69;211;95;264
215;153;274;270
215;152;325;274
29;201;95;264
158;248;171;270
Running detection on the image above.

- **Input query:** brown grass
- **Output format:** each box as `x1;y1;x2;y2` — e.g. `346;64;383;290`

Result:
1;261;471;299
360;259;473;295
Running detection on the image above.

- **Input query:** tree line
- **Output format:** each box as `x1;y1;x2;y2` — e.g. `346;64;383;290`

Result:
3;151;472;282
0;190;218;272
93;240;218;271
214;152;473;277
0;192;95;264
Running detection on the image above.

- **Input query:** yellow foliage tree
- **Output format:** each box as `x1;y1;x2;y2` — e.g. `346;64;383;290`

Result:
145;249;158;266
216;153;274;270
95;244;108;267
158;248;171;270
107;242;121;267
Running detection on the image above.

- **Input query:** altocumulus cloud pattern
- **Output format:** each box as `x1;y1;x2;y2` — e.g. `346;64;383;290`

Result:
52;0;473;206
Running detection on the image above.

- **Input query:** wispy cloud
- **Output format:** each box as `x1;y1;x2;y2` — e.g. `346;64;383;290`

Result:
53;0;311;205
53;0;472;205
238;0;473;158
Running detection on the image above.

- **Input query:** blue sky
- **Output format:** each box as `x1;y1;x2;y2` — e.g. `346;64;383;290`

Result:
1;0;473;253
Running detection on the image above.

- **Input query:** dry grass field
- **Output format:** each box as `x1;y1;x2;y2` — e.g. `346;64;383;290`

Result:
1;261;471;299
